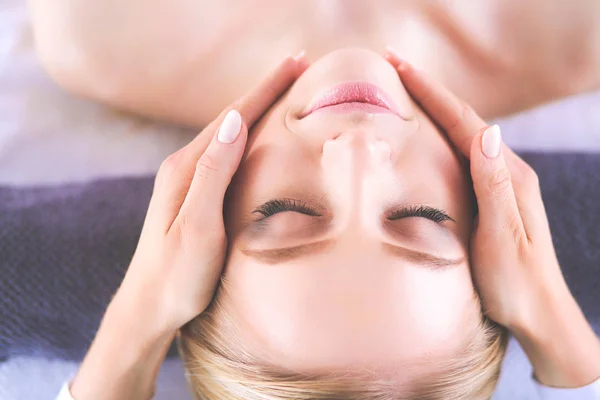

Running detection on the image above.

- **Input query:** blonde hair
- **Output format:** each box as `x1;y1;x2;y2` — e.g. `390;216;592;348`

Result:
179;288;508;400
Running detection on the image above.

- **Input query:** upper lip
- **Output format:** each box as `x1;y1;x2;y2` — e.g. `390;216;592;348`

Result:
302;81;401;117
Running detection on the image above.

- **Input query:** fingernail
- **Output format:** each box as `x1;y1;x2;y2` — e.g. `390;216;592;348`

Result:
385;45;403;60
292;50;306;62
385;45;400;57
385;45;410;71
217;110;242;143
482;124;502;158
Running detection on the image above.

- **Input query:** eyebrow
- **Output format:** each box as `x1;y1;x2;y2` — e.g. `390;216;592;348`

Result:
241;240;335;264
381;243;465;270
240;240;464;269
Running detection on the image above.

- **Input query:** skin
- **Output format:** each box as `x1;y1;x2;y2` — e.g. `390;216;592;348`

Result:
69;57;308;400
221;48;480;379
68;53;600;400
389;53;600;386
29;0;600;126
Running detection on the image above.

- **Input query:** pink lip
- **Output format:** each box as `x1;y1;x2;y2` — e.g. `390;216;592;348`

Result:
303;82;401;117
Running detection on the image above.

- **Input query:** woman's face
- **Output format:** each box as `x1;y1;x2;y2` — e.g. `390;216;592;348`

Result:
223;49;479;383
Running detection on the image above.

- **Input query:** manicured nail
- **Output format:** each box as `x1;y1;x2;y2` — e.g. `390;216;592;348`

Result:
385;45;410;72
385;45;400;57
482;124;502;158
384;45;403;60
217;110;242;143
292;50;306;62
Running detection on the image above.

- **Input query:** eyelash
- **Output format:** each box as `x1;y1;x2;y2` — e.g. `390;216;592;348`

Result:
254;199;453;224
387;205;454;223
253;198;322;218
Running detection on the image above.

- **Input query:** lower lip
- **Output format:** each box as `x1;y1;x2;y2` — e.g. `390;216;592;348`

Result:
304;82;401;117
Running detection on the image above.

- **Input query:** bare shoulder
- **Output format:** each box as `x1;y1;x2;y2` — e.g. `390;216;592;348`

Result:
427;0;600;117
27;0;266;127
494;0;600;95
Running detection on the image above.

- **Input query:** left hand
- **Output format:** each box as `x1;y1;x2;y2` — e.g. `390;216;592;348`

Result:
384;49;564;330
384;49;600;388
118;54;309;335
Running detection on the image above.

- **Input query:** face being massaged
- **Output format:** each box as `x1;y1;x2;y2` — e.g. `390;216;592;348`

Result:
39;2;600;398
179;49;506;399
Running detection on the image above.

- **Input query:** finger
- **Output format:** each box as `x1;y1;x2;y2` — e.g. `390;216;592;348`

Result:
185;53;306;164
500;147;551;240
206;52;309;133
470;125;526;241
175;109;246;232
383;47;404;69
385;51;485;158
148;54;306;230
386;49;550;243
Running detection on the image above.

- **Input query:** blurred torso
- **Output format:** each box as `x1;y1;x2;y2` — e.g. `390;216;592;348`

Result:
40;0;600;124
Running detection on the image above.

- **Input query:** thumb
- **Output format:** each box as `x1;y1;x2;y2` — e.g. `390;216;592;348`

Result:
470;125;524;237
177;110;247;226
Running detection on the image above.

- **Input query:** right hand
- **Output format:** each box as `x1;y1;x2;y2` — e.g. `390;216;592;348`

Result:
385;51;600;388
69;54;310;400
119;54;309;336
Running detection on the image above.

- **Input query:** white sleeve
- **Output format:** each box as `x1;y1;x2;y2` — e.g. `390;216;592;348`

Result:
56;382;76;400
535;376;600;400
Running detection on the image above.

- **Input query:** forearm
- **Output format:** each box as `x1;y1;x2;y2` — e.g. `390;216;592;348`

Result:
70;292;175;400
513;282;600;388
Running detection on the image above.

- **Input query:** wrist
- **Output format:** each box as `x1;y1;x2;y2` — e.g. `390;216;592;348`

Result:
509;281;600;388
508;275;573;338
105;294;176;354
70;292;176;400
111;275;177;341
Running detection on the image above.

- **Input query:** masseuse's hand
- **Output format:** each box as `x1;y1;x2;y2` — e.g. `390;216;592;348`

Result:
385;51;600;389
69;54;309;400
122;54;307;334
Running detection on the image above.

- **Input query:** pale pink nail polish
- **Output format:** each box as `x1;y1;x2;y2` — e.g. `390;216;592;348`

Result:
217;110;242;144
482;125;502;158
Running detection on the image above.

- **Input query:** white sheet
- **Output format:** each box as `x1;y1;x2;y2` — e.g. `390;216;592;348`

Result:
1;0;599;399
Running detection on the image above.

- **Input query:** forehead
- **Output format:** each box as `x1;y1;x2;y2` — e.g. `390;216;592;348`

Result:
221;243;479;376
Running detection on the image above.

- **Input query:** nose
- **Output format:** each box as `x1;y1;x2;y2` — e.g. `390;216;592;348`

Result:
320;129;396;232
323;129;392;168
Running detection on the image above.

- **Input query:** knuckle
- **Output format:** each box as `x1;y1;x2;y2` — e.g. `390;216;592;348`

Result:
459;101;472;120
178;214;224;242
505;213;524;245
157;150;184;181
161;151;181;171
461;101;479;123
177;213;200;235
486;210;523;249
487;167;512;195
513;163;541;198
195;153;219;179
521;165;540;187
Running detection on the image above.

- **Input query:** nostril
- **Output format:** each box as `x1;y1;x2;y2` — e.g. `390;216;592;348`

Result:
334;131;371;143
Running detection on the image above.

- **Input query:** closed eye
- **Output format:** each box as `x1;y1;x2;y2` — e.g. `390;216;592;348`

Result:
253;198;322;219
387;205;455;223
